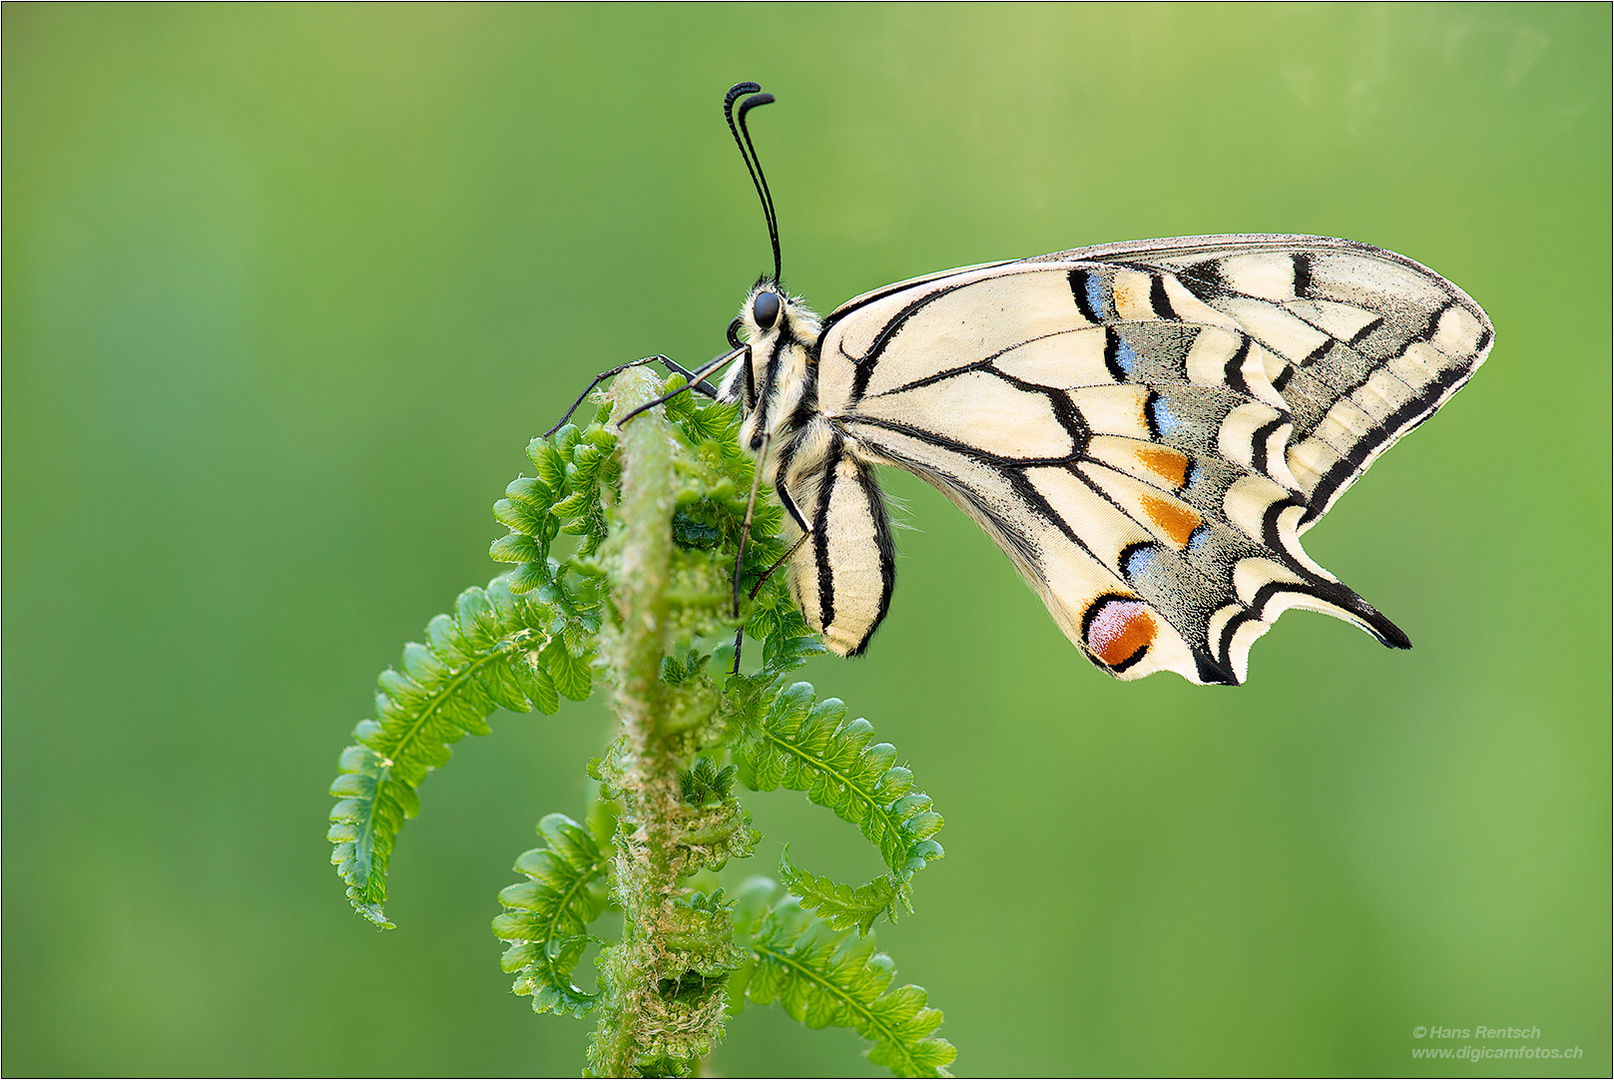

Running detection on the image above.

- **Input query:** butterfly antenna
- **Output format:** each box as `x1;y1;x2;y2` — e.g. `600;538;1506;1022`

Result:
725;81;782;283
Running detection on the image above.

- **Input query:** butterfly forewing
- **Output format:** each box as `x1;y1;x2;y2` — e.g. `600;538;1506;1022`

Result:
810;235;1491;684
1044;235;1495;527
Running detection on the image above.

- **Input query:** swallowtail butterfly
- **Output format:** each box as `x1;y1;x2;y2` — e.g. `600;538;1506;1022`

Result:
617;83;1493;686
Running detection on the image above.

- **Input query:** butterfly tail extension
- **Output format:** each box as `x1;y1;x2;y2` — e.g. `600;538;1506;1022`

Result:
1211;576;1412;684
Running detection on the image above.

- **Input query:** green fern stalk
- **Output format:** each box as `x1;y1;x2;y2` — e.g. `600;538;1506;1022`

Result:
328;367;956;1077
589;368;735;1074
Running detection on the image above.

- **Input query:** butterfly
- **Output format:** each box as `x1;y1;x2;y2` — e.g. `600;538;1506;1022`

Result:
613;83;1493;686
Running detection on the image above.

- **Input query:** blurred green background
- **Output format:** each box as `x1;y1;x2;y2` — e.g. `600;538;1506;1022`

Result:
5;4;1608;1076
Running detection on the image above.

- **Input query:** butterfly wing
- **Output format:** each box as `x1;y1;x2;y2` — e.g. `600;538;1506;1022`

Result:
814;235;1492;684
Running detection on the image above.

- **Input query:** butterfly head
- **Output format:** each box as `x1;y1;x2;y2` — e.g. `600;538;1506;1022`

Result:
720;278;821;449
739;278;819;344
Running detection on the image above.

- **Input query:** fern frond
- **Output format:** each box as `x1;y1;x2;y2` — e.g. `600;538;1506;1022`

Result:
680;757;737;807
779;849;904;936
732;681;944;890
657;375;805;640
491;409;620;595
327;576;559;927
333;372;962;1073
492;813;611;1016
659;887;750;980
739;900;955;1079
756;612;828;681
717;612;827;730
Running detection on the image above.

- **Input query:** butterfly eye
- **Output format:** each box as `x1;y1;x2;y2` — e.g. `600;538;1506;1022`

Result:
752;290;781;330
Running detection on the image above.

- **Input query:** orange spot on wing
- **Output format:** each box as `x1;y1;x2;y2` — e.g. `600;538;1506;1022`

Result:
1140;494;1201;547
1086;599;1156;667
1134;446;1190;488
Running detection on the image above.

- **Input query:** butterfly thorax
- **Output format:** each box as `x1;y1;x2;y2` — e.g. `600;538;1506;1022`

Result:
722;281;844;512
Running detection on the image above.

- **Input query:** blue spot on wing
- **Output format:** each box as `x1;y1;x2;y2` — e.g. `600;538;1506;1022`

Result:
1150;396;1183;435
1086;274;1108;321
1115;340;1139;376
1124;545;1158;580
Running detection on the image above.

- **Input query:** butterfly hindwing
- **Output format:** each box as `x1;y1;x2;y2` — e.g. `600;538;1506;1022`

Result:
811;236;1489;684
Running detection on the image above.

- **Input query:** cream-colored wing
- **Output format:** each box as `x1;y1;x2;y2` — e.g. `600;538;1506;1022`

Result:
814;237;1490;684
775;433;896;658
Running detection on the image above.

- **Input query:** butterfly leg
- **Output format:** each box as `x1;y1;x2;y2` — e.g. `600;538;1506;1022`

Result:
545;356;670;436
727;530;813;674
728;429;775;673
617;346;747;428
750;531;811;597
545;350;737;437
659;358;723;399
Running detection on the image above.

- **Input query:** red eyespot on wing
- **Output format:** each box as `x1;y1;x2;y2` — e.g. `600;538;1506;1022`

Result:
1083;597;1156;671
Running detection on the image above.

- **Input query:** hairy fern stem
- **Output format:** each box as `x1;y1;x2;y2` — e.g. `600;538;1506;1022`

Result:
592;369;718;1074
328;366;954;1077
